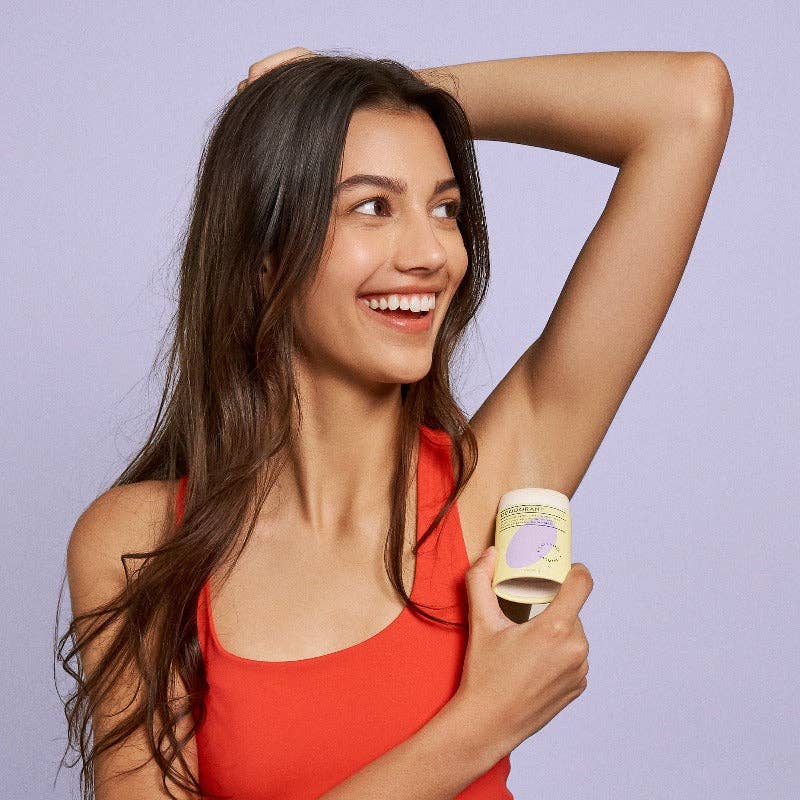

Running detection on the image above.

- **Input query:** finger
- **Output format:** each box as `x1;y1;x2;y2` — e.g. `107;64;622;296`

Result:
248;61;270;80
241;47;315;94
249;47;304;72
542;563;594;622
572;617;589;664
248;53;286;78
464;548;508;632
573;615;587;643
248;47;308;81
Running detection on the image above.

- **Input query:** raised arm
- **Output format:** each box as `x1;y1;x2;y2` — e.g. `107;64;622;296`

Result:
415;51;733;519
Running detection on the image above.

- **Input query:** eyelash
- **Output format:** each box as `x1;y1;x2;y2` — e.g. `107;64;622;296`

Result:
353;192;463;220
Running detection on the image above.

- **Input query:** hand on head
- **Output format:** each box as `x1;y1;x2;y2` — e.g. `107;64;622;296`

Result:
236;46;317;95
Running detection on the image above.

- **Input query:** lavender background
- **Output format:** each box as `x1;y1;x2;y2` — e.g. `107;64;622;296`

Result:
3;2;798;798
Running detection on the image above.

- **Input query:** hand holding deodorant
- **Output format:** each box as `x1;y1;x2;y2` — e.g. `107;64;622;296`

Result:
492;488;571;604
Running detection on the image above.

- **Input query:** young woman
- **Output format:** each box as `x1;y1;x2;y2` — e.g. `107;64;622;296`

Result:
58;48;733;799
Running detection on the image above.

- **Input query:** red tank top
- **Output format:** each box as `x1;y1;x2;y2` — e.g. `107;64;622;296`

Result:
179;423;513;798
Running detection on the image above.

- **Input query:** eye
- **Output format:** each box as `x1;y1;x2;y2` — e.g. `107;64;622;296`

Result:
353;194;463;220
434;199;463;220
353;193;392;217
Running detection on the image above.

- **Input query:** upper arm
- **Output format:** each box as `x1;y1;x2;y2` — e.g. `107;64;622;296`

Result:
458;54;732;586
66;480;198;800
517;55;732;491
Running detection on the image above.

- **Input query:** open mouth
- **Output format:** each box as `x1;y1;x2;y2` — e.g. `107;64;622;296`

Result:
369;307;430;319
357;298;434;332
357;295;434;317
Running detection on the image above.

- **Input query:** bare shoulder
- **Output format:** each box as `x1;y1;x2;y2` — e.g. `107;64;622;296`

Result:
66;479;179;609
65;479;199;799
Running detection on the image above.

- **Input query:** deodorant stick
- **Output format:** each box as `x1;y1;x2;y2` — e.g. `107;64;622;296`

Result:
492;487;571;604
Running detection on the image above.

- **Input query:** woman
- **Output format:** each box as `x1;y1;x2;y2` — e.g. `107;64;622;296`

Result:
57;48;733;799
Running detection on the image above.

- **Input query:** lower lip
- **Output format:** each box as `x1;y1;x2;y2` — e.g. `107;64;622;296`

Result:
357;299;434;333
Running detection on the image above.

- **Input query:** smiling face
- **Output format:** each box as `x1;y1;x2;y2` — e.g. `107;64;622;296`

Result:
291;105;469;389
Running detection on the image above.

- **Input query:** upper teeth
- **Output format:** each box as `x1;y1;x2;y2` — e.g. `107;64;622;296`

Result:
360;293;436;312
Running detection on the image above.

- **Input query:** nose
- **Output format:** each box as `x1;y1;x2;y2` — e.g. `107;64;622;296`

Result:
391;211;449;274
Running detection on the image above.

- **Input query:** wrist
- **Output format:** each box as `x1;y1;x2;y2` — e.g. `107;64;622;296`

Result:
441;693;510;773
414;66;460;100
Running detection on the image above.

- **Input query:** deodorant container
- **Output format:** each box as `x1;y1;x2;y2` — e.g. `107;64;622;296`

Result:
492;487;571;604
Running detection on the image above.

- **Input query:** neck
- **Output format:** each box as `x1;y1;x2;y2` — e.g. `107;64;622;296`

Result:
267;354;417;541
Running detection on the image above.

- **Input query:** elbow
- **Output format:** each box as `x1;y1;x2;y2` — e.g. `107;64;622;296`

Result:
681;52;734;131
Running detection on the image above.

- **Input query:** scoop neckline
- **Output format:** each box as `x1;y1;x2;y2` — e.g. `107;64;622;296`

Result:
198;422;441;668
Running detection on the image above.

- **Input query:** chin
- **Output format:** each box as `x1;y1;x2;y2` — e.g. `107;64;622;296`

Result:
368;360;432;386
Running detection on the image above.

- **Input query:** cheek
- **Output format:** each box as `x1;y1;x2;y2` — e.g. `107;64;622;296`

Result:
334;234;384;277
292;278;355;351
297;294;337;336
320;227;384;283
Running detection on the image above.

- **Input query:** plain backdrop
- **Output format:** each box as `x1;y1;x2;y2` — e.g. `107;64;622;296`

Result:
2;2;798;798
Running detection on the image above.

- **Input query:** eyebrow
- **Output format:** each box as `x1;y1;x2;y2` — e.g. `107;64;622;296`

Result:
333;173;461;198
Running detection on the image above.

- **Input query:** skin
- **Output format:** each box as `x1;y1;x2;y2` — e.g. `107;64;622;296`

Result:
266;105;468;541
65;52;733;797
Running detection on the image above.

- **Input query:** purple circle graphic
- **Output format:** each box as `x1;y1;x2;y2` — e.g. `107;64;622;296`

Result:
506;516;557;568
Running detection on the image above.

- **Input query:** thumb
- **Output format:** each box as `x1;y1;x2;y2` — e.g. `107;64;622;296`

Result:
464;546;507;631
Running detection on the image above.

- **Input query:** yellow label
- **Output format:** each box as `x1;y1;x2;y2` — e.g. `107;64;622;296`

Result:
493;503;571;603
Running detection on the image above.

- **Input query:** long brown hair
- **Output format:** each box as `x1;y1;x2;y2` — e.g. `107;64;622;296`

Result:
54;50;491;800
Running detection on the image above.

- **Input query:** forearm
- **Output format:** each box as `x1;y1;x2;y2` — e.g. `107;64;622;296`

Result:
318;697;505;800
416;50;724;166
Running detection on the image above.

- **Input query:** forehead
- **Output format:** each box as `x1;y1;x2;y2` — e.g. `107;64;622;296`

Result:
338;106;454;186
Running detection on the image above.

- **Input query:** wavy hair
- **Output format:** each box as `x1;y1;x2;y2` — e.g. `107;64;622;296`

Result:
54;50;491;800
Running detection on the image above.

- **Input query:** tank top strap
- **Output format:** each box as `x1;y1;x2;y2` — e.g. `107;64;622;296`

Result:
188;426;471;648
415;424;471;621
